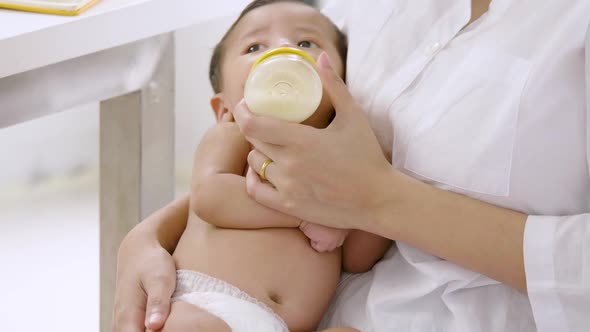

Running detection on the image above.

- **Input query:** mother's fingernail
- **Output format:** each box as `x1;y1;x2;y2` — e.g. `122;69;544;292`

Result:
147;312;163;325
318;52;332;70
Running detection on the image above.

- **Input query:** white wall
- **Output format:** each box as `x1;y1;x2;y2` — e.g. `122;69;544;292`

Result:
0;16;238;331
0;16;234;196
173;17;233;192
0;103;98;189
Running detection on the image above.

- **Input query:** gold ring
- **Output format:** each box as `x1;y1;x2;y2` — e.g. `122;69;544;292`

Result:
259;158;273;182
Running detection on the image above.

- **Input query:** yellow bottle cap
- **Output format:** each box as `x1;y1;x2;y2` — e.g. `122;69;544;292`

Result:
251;47;317;72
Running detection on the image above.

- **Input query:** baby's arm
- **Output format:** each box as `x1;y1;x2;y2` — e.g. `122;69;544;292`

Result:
190;121;302;229
342;231;392;273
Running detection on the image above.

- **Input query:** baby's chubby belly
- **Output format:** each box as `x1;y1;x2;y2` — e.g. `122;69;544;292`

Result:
173;213;341;327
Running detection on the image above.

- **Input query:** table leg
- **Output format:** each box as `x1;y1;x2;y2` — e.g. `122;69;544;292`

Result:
99;35;175;332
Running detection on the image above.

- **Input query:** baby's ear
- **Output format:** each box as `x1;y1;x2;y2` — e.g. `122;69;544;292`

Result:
210;93;230;123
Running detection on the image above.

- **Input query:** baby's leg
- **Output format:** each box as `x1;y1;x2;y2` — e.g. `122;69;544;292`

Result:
159;301;231;332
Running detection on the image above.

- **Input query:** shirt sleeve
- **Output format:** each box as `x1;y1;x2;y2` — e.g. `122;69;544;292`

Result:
523;21;590;332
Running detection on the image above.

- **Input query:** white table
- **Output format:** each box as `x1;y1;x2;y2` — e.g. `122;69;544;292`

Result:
0;1;249;330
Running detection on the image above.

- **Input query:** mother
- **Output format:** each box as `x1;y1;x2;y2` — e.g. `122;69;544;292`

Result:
112;0;590;331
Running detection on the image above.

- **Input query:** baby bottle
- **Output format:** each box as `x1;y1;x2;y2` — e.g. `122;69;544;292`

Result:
244;47;323;123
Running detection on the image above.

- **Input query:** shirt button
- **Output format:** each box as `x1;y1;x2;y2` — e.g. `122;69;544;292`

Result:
426;42;442;56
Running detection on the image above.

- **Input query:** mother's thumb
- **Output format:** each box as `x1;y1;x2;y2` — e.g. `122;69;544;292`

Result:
317;52;353;114
143;275;175;330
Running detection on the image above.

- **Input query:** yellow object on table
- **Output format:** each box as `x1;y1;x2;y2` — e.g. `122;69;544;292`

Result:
0;0;100;16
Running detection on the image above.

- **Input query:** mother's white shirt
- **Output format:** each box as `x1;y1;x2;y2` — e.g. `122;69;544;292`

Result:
320;1;590;331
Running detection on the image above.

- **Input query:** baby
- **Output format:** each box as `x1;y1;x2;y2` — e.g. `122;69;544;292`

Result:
164;1;391;331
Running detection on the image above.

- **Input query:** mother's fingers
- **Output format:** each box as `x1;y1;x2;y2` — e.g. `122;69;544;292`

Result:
141;254;177;330
111;281;147;332
233;99;312;146
317;52;356;118
143;279;175;330
111;307;144;332
246;137;283;163
248;149;277;183
246;166;283;210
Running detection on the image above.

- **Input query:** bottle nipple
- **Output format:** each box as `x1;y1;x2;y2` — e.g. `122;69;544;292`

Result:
274;81;293;98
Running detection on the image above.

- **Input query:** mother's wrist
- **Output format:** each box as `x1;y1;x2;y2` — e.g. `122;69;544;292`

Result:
366;167;429;240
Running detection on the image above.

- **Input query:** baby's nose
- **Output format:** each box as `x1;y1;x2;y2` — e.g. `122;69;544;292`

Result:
278;39;295;48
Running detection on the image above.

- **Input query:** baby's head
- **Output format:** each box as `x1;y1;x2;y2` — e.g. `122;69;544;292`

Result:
208;0;347;128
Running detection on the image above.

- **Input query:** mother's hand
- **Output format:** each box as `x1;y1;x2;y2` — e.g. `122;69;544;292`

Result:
111;232;177;332
234;53;392;231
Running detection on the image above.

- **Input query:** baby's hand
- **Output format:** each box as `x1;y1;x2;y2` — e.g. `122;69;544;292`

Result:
299;222;349;253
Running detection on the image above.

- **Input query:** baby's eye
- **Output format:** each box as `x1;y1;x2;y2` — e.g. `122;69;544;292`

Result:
247;44;263;53
298;41;318;49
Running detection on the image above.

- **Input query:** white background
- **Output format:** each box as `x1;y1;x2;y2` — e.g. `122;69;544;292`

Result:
0;16;231;331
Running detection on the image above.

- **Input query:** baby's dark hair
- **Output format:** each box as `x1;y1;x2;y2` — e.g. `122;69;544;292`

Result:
208;0;348;93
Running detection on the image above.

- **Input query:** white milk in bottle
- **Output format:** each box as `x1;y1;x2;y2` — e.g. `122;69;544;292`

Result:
244;47;322;123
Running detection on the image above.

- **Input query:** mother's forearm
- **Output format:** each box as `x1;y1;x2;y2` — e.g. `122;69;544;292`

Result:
372;170;527;291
